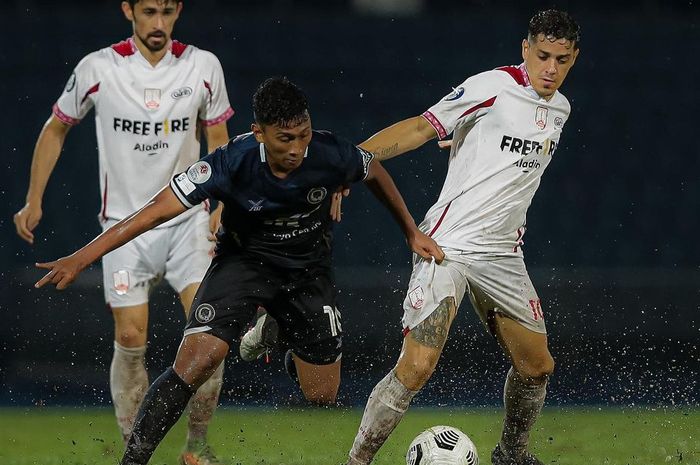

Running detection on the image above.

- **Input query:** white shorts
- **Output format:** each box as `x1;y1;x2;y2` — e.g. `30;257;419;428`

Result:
101;210;212;308
402;251;546;335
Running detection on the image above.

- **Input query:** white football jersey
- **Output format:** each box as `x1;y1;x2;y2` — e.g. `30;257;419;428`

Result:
420;63;571;255
53;38;233;226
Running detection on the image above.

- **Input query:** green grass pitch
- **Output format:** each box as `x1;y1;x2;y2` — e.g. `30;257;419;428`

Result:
1;407;698;464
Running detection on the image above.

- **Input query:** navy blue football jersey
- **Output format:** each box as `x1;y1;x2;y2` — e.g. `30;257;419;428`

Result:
170;130;374;268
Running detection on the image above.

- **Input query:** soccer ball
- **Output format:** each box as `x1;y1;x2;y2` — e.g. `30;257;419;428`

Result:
406;425;479;465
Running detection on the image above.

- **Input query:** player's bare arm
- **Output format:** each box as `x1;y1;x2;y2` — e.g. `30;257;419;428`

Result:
331;116;438;222
34;186;187;290
203;121;230;239
363;158;444;263
360;115;437;162
14;115;72;244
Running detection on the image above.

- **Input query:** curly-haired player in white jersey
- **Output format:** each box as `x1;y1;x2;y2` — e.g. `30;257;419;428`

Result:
13;2;233;464
345;10;580;465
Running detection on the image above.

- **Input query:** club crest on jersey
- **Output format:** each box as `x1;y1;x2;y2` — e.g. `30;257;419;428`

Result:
444;86;464;101
408;286;425;310
194;303;216;324
113;270;130;295
535;106;548;130
144;88;161;109
187;161;212;184
307;187;327;204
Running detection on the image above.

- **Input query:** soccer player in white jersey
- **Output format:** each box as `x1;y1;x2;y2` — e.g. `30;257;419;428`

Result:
345;10;580;465
13;2;232;464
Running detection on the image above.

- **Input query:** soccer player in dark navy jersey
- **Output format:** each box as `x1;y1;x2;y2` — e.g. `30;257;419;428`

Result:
171;128;370;269
34;77;444;465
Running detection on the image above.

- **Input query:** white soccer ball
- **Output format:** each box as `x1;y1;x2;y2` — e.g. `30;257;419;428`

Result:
406;425;479;465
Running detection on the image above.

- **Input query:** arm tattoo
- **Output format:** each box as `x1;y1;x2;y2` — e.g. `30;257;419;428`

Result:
376;143;399;160
410;297;455;349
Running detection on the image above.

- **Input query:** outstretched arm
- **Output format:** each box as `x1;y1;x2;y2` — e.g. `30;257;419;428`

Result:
14;115;72;244
35;186;187;290
359;115;437;161
364;159;444;263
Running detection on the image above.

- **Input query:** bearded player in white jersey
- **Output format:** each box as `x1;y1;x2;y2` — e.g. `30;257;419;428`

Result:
13;2;232;464
345;10;580;465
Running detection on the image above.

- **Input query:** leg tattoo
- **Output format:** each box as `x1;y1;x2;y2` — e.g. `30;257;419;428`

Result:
410;297;455;349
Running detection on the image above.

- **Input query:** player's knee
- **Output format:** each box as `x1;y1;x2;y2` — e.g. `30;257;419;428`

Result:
517;353;555;382
303;387;338;406
114;325;147;347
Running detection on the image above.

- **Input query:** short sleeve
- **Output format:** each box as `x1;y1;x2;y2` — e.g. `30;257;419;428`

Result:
422;70;511;139
53;53;101;125
197;51;234;127
335;136;374;184
170;145;230;208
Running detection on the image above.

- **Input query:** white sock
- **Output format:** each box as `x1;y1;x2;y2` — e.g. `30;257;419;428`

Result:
500;367;547;458
348;370;418;464
110;342;148;444
186;360;224;448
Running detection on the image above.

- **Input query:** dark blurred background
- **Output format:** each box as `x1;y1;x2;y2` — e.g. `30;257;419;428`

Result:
1;1;698;409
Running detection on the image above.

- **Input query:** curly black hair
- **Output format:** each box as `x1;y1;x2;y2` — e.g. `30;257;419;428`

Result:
528;9;581;48
253;77;310;128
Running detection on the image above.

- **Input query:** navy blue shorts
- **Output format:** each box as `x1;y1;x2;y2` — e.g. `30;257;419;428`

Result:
184;253;342;364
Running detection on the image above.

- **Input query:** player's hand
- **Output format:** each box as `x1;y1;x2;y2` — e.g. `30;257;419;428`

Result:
13;202;43;244
34;255;86;290
437;139;452;150
330;186;351;223
407;229;445;264
208;203;223;241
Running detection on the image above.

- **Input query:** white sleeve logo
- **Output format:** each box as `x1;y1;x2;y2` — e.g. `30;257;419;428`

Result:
174;172;196;195
187;161;212;184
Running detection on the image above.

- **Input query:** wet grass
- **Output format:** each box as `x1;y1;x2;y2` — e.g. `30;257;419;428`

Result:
1;406;698;464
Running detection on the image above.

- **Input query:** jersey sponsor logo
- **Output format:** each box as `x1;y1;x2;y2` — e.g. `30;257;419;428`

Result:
269;220;323;241
307;187;327;204
174;172;196;195
500;135;557;157
134;140;169;155
187;161;212;184
535;106;548;129
194;303;216;324
265;204;322;228
171;86;193;100
248;199;264;211
112;270;130;295
144;88;161;109
443;86;465;101
501;135;557;173
408;285;425;310
554;116;564;129
65;72;76;93
113;117;190;135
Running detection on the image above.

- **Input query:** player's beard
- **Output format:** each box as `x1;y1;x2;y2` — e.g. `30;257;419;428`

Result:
138;31;168;53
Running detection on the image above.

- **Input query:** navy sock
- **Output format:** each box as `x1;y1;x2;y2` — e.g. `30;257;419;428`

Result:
121;367;196;465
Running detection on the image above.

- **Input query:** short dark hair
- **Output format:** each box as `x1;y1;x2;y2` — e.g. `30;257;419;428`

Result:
253;77;310;128
126;0;181;7
528;9;581;48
